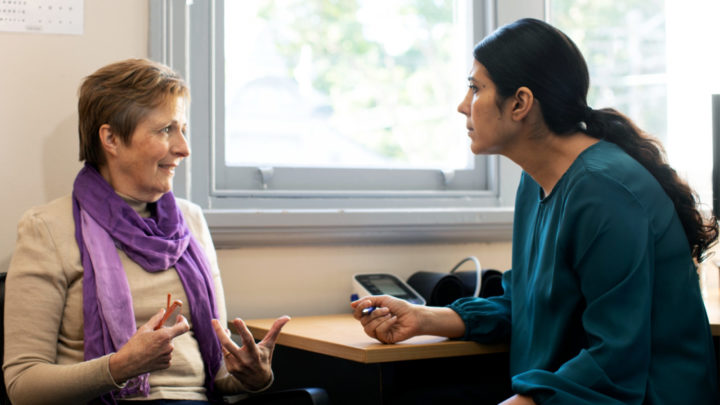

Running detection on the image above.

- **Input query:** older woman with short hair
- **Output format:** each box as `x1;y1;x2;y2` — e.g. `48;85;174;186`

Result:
3;58;288;405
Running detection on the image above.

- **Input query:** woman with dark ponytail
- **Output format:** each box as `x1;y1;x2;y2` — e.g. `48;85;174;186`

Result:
352;18;719;404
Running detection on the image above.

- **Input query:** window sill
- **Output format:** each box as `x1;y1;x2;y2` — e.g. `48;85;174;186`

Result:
204;207;514;247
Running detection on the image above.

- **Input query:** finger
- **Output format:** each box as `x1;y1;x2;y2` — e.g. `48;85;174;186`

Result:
142;308;166;331
363;313;393;339
359;307;390;327
351;301;366;319
212;319;241;355
373;315;399;342
167;315;190;338
212;319;236;346
232;318;260;357
352;300;369;318
350;295;372;308
352;298;384;319
259;315;290;347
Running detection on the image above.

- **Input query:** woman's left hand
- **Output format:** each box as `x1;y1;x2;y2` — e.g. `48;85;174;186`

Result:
211;316;290;391
499;394;536;405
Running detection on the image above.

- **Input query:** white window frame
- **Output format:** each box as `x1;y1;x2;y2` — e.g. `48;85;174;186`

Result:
149;0;534;247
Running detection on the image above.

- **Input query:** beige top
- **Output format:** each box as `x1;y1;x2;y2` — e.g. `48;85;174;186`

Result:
3;194;248;405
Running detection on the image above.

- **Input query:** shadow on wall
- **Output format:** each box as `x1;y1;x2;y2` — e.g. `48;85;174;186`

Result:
43;114;82;202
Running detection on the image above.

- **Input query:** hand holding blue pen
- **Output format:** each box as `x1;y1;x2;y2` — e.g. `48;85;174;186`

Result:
350;293;428;344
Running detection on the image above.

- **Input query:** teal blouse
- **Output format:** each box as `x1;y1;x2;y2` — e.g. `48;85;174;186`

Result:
449;141;718;404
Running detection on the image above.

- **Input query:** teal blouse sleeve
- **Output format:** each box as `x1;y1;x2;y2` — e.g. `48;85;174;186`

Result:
512;173;655;404
447;270;512;344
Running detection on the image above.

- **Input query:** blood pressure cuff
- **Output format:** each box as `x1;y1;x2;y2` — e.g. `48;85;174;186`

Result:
406;269;504;307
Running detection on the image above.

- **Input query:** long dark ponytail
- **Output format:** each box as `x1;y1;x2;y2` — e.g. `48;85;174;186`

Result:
474;18;717;262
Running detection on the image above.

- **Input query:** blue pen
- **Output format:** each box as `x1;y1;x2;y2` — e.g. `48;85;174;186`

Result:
361;306;376;315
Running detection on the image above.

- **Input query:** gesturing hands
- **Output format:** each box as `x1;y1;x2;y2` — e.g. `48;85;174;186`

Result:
109;308;190;384
211;316;290;392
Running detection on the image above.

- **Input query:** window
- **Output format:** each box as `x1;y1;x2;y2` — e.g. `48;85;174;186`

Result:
150;0;520;246
224;2;469;175
218;0;490;198
548;0;720;209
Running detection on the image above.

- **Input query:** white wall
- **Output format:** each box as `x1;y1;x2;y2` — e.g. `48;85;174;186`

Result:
0;0;513;321
0;0;149;271
218;242;511;319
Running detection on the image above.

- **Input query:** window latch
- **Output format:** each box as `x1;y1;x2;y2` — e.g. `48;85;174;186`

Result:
441;169;455;189
258;167;274;190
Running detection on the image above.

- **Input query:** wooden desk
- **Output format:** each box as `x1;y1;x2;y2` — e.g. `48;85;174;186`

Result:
244;313;507;363
244;314;511;405
700;258;720;336
699;258;720;393
704;289;720;336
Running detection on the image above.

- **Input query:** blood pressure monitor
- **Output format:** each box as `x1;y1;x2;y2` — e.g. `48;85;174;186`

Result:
352;273;426;305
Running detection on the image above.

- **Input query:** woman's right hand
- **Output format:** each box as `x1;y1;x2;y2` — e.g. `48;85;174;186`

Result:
351;295;422;344
108;308;190;384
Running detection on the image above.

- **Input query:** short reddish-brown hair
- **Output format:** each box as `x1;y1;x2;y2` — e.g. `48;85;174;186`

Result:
77;58;189;165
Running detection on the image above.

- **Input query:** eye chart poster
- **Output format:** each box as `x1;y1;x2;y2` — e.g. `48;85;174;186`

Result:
0;0;83;35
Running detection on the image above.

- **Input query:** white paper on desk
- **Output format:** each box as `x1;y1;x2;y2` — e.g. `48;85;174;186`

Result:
0;0;83;35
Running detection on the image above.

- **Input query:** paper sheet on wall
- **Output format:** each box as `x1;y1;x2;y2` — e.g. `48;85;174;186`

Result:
0;0;83;35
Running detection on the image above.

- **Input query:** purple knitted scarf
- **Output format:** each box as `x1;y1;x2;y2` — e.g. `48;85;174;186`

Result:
72;163;222;404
